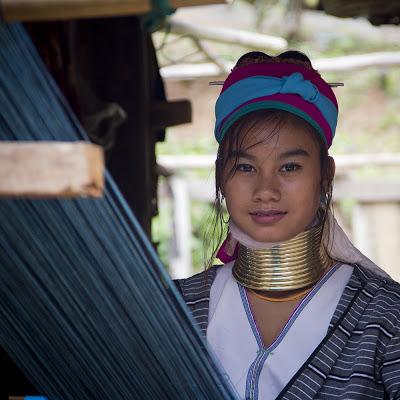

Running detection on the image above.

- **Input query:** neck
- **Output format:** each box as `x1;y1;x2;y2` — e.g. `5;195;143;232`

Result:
232;224;331;291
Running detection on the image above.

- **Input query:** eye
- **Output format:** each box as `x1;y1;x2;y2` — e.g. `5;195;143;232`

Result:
236;163;255;173
280;162;301;172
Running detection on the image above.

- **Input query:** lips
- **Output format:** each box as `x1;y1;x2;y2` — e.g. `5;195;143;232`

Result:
249;210;287;225
250;210;286;216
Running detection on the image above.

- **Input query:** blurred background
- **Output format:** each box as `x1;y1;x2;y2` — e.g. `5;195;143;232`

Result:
151;0;400;279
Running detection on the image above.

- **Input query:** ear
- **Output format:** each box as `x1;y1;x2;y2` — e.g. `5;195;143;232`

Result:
322;156;335;193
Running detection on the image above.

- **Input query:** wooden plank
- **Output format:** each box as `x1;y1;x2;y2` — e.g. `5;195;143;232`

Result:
0;0;226;21
167;18;287;51
151;99;192;130
170;0;226;7
333;179;400;202
158;153;400;171
0;0;151;21
160;52;400;80
314;52;400;72
0;141;104;198
321;0;400;19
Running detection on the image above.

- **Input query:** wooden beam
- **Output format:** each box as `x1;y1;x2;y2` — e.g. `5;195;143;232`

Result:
0;141;104;198
321;0;400;19
0;0;151;22
314;52;400;72
166;18;287;51
0;0;227;22
158;153;400;171
151;99;191;130
170;0;226;7
160;51;400;80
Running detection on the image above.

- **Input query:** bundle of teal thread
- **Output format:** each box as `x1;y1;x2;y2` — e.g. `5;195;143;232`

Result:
0;22;236;399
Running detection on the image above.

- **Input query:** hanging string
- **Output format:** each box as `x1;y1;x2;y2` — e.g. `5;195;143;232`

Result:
0;22;236;399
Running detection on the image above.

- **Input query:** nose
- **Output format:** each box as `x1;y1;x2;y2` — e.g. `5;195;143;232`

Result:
252;170;281;203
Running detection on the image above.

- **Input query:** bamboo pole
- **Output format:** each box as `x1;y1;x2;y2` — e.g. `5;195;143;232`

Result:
0;0;152;21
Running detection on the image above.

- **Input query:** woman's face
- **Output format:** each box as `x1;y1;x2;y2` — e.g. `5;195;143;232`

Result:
222;121;324;243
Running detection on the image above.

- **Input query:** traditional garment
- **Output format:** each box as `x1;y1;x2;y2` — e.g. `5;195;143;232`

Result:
176;263;400;399
197;52;399;399
207;261;353;399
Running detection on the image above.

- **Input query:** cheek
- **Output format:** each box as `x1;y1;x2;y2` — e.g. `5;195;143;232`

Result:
305;178;322;212
285;175;321;208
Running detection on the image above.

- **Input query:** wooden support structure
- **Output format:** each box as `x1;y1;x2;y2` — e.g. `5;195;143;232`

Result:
0;142;104;198
314;52;400;72
70;17;161;235
321;0;400;25
161;51;400;80
151;99;191;131
166;17;287;51
170;0;225;7
0;0;226;22
0;0;151;21
168;176;193;279
158;153;400;172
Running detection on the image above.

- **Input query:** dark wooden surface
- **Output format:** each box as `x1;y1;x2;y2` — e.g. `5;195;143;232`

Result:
72;16;164;236
321;0;400;25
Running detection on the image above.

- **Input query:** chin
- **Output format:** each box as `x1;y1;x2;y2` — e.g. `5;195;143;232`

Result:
249;227;304;244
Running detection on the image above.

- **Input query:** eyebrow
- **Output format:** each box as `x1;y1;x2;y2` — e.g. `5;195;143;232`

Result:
278;148;310;159
227;150;256;160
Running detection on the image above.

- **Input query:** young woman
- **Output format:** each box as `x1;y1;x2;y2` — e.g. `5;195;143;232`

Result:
176;51;400;399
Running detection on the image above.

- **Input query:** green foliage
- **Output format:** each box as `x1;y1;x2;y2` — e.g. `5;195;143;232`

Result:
152;189;172;269
152;192;228;272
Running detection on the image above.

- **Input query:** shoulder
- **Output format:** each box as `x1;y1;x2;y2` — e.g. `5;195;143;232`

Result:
175;265;220;301
354;264;400;333
355;264;400;302
174;266;223;334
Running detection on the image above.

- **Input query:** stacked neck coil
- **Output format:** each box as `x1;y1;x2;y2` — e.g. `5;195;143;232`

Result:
233;225;330;291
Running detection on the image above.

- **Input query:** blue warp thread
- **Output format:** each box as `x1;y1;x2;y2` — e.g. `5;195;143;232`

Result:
0;22;237;400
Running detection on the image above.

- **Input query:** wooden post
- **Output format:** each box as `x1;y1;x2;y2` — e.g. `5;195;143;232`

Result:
168;176;193;279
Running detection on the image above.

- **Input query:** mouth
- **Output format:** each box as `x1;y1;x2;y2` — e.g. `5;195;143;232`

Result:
250;210;287;216
249;210;287;225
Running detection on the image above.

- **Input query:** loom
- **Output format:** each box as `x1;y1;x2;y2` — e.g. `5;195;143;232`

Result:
0;2;236;399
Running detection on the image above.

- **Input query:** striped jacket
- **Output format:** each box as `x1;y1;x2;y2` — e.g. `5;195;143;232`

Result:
176;264;400;399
